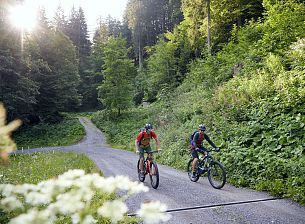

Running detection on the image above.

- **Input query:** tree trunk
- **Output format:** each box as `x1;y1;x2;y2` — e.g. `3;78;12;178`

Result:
206;0;211;55
138;0;143;68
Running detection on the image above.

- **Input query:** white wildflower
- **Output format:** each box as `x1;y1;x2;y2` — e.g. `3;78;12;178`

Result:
25;191;51;206
127;181;149;195
58;169;85;181
9;208;55;224
54;178;74;190
0;184;14;197
94;176;116;193
38;179;58;195
54;191;85;215
0;196;23;211
98;200;128;223
137;201;171;224
13;184;38;194
81;215;97;224
77;187;94;202
72;214;97;224
74;173;97;190
113;175;132;191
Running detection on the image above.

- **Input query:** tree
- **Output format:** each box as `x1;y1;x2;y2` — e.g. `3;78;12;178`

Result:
53;5;68;33
124;0;183;67
146;39;180;101
26;7;81;120
97;36;136;116
0;0;39;121
66;7;92;109
181;0;264;53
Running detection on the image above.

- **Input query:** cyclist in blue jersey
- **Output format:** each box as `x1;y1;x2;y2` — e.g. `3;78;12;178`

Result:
190;124;219;179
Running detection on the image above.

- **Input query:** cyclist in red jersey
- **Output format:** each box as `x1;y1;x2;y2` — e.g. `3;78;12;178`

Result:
135;123;161;178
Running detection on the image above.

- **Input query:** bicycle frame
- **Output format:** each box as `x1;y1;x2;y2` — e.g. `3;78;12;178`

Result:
143;150;158;175
144;157;153;175
187;147;226;189
137;150;160;189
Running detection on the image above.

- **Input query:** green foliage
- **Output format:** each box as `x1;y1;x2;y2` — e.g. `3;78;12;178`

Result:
0;3;40;121
30;28;82;111
124;0;183;63
92;108;155;150
0;152;100;185
146;39;180;100
0;152;108;223
257;0;305;56
13;117;85;149
92;1;305;205
97;36;136;116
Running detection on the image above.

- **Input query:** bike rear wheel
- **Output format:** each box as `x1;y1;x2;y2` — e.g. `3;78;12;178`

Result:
187;159;199;182
149;161;159;189
208;161;226;189
137;159;145;182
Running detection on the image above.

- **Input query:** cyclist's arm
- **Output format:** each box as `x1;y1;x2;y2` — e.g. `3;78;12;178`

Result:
135;133;142;152
135;139;140;152
155;138;161;150
204;133;217;148
151;131;161;150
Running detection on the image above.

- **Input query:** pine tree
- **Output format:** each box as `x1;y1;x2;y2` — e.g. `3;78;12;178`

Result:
53;5;68;33
66;7;93;109
0;0;39;121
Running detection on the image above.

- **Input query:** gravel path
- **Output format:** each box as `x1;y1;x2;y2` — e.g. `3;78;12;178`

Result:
14;117;305;224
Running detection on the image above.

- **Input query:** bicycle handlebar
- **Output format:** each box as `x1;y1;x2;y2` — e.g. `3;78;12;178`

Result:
207;147;220;151
193;147;220;153
136;150;161;154
147;150;161;154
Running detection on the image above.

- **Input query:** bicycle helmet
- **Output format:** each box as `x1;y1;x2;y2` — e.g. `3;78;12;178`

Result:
145;123;153;130
198;124;206;131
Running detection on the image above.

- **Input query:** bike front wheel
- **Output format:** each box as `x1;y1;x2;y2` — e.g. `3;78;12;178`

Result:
187;159;199;182
208;161;226;189
149;161;159;189
137;159;145;182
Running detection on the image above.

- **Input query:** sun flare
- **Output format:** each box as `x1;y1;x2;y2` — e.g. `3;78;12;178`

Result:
9;2;37;31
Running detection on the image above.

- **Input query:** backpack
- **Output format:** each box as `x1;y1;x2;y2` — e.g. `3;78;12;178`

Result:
190;130;198;142
189;130;198;144
139;128;152;142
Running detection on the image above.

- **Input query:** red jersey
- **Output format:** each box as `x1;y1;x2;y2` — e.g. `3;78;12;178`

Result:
136;130;157;147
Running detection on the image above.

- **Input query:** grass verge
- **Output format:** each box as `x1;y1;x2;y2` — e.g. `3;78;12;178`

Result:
13;117;85;149
0;152;137;223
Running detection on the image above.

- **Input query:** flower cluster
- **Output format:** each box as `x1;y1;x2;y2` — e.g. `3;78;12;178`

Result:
0;169;171;224
0;103;21;162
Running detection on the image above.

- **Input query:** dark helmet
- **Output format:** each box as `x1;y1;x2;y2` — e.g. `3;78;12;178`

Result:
145;123;153;130
198;124;206;131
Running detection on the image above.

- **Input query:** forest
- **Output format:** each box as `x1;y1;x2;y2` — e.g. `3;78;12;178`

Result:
1;0;305;205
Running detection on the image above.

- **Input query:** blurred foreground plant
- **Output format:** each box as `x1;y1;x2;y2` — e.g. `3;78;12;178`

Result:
0;103;22;162
0;169;171;224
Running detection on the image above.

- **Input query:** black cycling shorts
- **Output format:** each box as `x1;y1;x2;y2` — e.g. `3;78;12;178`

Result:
191;147;207;159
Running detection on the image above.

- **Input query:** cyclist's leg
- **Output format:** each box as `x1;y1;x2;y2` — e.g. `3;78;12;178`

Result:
139;147;145;172
191;149;199;175
197;147;208;169
145;146;153;159
197;147;207;156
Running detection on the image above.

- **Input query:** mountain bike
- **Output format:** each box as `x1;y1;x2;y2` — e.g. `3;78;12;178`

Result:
137;150;159;189
187;147;226;189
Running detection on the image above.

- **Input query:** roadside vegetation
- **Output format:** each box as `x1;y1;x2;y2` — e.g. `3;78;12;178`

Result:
0;152;100;185
13;113;86;149
92;1;305;206
1;0;304;217
0;152;140;224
